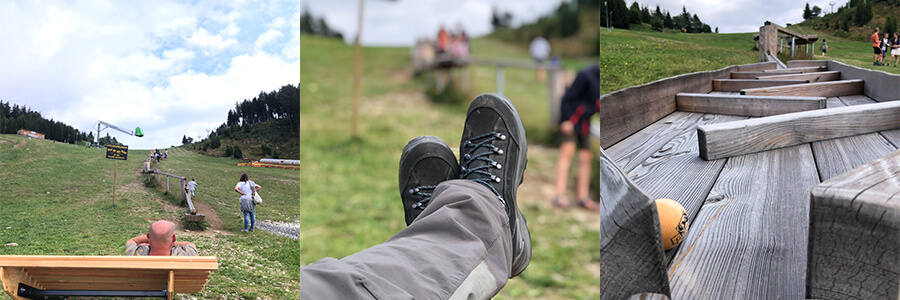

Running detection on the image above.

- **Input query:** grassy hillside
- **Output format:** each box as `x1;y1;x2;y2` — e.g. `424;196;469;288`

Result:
0;134;300;298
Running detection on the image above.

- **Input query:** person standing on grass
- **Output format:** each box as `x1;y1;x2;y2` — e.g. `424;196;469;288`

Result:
125;220;197;256
164;149;168;160
529;35;551;83
820;39;828;57
188;177;198;197
234;173;261;232
872;27;882;66
882;33;890;66
890;32;900;67
553;65;601;212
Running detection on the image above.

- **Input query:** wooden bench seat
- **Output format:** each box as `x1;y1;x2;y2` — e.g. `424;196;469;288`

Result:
0;255;218;300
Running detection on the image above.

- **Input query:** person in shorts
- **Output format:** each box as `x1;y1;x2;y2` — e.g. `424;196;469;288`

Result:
872;28;882;66
553;65;600;211
890;32;899;67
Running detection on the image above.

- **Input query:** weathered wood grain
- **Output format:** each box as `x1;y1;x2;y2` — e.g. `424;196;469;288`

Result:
827;60;900;102
735;62;777;72
730;71;800;79
786;60;828;68
712;79;808;92
810;95;896;181
697;100;900;160
755;71;840;82
676;93;825;117
808;149;900;300
628;293;670;300
606;112;704;174
740;79;863;97
762;66;827;73
668;145;819;299
625;114;746;261
599;147;670;298
880;128;900;148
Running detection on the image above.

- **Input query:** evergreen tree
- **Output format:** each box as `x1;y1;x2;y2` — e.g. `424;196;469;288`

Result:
629;2;642;24
803;3;812;20
664;12;674;29
232;145;243;159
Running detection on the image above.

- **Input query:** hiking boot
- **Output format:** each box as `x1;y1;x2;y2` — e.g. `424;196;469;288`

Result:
399;135;460;226
459;93;531;277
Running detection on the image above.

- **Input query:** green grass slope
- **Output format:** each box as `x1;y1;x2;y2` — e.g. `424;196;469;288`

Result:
788;24;900;74
0;134;300;299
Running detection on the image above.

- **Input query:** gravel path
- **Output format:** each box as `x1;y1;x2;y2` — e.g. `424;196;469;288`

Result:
256;220;301;239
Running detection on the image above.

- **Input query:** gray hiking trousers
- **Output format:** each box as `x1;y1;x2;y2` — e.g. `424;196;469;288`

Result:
299;180;513;299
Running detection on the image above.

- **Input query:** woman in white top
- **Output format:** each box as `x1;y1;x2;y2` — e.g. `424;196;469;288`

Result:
234;173;261;232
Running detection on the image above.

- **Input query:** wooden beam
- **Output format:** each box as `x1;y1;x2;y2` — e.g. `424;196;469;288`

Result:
808;149;900;300
786;60;827;68
735;61;777;72
676;93;825;117
755;71;840;82
712;79;808;92
697;100;900;160
1;267;40;300
730;71;800;79
740;79;863;97
762;66;827;73
599;147;670;298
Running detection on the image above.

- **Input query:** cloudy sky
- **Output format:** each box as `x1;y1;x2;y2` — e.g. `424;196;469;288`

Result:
1;0;299;149
302;0;840;46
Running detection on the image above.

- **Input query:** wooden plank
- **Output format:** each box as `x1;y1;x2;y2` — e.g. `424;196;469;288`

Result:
827;60;900;102
808;149;900;300
0;256;218;271
625;114;746;262
740;79;863;97
730;71;800;79
735;62;777;72
810;95;896;181
606;112;704;174
668;145;819;299
676;93;825;117
755;71;840;82
599;147;670;298
712;79;807;92
786;60;828;68
762;66;827;73
698;100;900;160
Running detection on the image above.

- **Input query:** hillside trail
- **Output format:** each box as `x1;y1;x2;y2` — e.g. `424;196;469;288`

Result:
133;166;226;237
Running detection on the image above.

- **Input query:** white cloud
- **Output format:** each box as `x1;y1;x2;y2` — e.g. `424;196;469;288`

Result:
2;0;299;149
256;29;285;50
189;27;237;51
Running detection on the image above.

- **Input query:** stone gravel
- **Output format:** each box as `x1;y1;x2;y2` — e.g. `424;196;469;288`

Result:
256;220;301;239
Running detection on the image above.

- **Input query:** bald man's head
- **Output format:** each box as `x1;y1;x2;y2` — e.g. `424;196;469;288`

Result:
148;220;176;243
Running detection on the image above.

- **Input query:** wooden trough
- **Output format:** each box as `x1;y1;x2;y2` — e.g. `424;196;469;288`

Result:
598;59;900;299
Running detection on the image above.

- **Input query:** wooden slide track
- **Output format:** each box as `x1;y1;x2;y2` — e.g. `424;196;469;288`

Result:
598;60;900;299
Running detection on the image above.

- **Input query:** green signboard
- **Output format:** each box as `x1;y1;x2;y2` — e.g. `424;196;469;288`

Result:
106;144;128;160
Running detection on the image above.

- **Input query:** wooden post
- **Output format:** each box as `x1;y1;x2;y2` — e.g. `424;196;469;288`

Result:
113;160;117;205
496;65;505;94
166;176;169;192
350;0;365;138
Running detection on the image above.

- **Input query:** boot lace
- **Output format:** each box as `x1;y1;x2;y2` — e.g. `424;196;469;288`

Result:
460;132;507;207
408;185;437;210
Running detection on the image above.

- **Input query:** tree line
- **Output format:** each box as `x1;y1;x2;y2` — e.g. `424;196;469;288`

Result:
601;1;714;33
301;6;343;39
0;100;93;144
804;0;897;37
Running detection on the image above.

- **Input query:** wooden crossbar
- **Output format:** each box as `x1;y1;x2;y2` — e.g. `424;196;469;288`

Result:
730;71;800;79
697;101;900;160
675;93;825;117
762;66;827;73
740;79;863;97
712;79;808;92
754;71;840;82
0;256;217;300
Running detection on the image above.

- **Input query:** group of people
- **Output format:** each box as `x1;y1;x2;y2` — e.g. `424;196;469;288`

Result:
149;149;168;163
871;27;900;67
437;24;470;62
125;173;261;256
